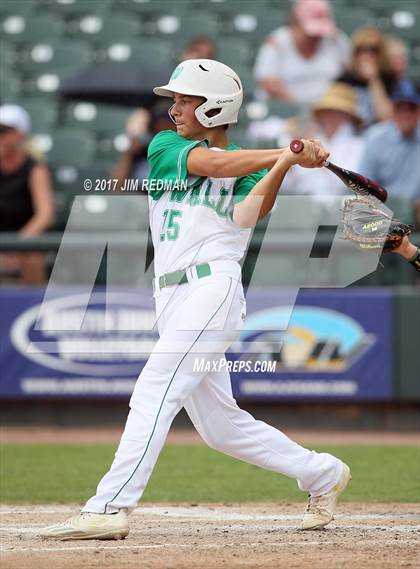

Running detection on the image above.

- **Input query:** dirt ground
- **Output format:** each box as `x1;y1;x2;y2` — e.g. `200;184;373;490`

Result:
1;503;419;569
2;426;419;445
2;429;418;567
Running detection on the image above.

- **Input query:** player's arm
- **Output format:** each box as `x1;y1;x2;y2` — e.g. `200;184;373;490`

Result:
187;147;288;178
233;140;329;228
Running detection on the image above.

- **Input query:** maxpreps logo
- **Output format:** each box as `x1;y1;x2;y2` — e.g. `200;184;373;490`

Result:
10;293;158;377
234;306;375;372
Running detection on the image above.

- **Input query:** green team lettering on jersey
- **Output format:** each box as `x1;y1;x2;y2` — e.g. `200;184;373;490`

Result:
160;209;183;241
148;130;268;218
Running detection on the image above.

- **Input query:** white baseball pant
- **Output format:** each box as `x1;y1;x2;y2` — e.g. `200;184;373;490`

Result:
83;260;344;514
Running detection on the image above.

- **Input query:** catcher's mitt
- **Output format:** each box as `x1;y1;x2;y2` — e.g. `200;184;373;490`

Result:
342;197;412;253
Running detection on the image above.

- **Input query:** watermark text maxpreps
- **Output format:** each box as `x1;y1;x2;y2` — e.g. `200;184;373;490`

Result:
193;358;276;373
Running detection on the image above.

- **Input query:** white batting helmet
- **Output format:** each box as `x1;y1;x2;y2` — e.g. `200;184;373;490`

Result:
153;59;243;128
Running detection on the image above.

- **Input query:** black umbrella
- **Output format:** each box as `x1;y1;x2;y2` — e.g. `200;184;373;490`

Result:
60;63;171;108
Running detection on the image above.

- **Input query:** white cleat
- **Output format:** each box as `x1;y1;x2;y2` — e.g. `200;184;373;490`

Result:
300;463;352;530
40;509;129;541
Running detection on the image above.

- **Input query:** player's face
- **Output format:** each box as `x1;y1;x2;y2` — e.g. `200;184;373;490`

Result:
171;94;206;138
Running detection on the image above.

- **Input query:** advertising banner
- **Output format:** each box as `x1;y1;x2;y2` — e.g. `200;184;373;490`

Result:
0;287;392;400
230;288;392;401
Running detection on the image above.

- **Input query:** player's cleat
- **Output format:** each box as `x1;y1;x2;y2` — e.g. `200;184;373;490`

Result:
300;463;351;530
39;509;129;540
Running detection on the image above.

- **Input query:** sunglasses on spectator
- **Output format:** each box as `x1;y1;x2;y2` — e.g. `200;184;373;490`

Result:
0;124;15;134
355;45;380;55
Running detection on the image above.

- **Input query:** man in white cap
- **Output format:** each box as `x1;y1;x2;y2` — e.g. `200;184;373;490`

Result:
254;0;350;104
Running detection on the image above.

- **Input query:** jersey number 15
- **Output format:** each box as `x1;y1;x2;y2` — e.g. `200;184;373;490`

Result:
160;209;183;242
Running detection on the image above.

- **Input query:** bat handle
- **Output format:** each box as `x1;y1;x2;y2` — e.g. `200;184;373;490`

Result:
290;139;330;167
289;139;304;153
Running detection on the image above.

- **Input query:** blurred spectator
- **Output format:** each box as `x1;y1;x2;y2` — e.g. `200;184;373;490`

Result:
112;101;174;191
253;0;350;104
180;36;216;61
283;82;363;196
337;27;397;125
358;80;419;203
386;36;409;82
0;104;55;285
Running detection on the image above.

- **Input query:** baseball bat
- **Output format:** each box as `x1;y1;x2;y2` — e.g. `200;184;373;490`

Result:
289;139;388;203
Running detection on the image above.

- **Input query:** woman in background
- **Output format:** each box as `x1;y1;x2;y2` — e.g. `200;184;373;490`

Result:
338;27;398;125
0;104;55;285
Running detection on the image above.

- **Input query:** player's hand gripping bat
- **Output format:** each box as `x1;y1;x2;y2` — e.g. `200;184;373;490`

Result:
289;139;388;203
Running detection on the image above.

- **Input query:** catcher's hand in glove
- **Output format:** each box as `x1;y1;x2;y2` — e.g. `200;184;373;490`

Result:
342;197;412;253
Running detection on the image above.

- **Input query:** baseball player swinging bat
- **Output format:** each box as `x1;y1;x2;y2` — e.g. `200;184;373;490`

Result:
290;139;420;272
38;59;417;544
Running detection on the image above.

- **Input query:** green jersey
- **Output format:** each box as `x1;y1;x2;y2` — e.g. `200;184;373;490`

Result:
147;130;266;276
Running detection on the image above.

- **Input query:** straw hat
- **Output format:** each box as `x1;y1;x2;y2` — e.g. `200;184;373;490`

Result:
312;82;362;124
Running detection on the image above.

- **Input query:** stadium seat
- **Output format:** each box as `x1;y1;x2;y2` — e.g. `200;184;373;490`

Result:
15;98;58;134
246;100;301;121
216;37;253;67
68;194;149;232
207;0;272;15
48;0;112;16
268;200;325;231
376;0;420;17
387;198;416;227
329;253;378;287
334;9;376;36
96;136;129;169
379;12;419;43
102;38;173;66
64;102;131;136
47;128;97;168
0;1;36;19
0;68;21;101
122;0;187;15
343;0;384;9
52;166;85;229
266;100;301;119
19;41;93;74
0;39;16;75
0;9;33;58
1;15;64;44
228;127;251;149
69;14;141;43
52;164;108;228
152;11;220;41
250;250;313;287
408;64;420;83
229;9;288;42
23;67;78;97
232;64;255;96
